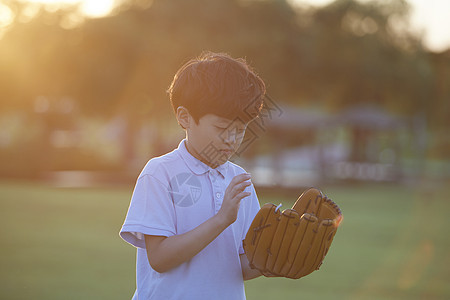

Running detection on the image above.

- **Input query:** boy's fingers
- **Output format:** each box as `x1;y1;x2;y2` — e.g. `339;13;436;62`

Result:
230;181;251;198
236;191;251;201
231;173;251;185
227;173;251;194
234;181;251;191
240;191;252;197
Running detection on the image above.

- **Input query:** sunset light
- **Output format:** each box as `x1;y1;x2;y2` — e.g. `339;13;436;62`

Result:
17;0;115;18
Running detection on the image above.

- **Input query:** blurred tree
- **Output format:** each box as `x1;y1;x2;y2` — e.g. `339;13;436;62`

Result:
295;0;433;115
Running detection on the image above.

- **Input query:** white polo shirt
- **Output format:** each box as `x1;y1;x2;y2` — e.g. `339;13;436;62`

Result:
120;139;260;300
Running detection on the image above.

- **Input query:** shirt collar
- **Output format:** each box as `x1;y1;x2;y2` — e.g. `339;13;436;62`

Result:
177;139;229;178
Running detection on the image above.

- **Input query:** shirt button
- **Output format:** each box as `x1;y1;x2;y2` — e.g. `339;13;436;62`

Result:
216;192;221;199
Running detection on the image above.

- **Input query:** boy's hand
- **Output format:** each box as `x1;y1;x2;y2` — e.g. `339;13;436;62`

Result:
217;173;252;226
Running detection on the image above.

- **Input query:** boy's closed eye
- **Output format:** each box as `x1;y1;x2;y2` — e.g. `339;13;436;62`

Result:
217;126;246;135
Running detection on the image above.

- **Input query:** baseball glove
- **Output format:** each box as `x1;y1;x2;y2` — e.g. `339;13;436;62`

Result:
243;188;342;279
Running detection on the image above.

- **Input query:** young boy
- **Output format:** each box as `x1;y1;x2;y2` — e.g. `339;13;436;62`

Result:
120;51;266;299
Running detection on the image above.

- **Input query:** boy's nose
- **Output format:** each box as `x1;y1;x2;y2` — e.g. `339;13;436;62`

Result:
224;128;237;144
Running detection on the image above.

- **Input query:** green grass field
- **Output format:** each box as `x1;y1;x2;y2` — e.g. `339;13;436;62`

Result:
1;180;449;299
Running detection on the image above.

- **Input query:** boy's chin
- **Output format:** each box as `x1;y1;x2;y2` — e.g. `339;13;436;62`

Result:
210;155;230;168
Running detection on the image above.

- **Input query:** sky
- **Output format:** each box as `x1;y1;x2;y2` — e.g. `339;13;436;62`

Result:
2;0;450;52
406;0;450;52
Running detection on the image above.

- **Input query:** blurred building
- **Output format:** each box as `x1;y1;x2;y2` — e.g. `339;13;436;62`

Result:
237;104;426;189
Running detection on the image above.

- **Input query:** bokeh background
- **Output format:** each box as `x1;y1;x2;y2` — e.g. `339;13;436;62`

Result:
0;0;449;299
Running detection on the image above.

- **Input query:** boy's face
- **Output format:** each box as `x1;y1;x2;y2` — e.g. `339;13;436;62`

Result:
185;113;249;169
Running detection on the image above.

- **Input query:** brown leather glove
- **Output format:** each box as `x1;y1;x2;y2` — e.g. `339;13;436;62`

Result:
243;188;343;279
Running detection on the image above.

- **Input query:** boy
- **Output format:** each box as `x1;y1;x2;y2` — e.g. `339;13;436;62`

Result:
120;51;266;299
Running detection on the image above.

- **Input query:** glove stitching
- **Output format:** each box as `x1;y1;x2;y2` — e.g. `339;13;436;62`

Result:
252;219;272;245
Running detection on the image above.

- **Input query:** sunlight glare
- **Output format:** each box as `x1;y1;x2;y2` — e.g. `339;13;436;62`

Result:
0;3;14;28
18;0;115;18
80;0;115;18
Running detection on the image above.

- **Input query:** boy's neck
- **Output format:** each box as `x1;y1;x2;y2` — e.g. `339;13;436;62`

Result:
184;139;220;169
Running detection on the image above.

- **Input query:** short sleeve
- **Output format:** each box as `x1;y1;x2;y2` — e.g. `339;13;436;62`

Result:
239;184;260;254
120;174;176;249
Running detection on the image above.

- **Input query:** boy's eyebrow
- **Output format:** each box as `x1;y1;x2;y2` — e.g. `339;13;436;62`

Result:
214;117;233;125
215;119;229;125
223;120;248;129
214;115;249;127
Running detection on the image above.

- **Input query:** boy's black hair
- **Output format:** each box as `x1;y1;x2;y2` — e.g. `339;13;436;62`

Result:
168;51;266;124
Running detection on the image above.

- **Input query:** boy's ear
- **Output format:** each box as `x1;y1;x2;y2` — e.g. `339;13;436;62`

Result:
176;106;190;129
